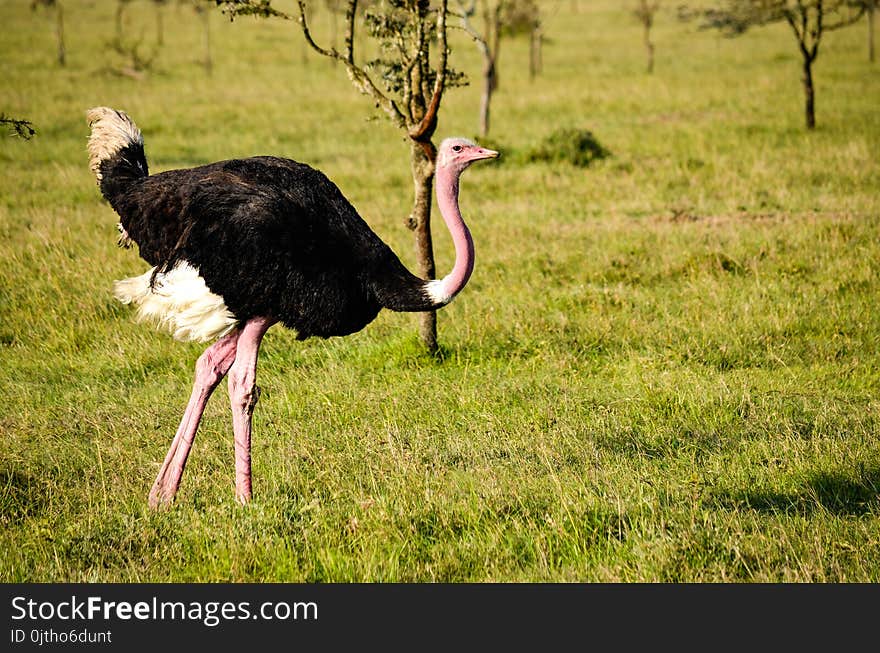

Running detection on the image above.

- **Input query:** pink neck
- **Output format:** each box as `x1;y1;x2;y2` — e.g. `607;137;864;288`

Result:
430;164;475;305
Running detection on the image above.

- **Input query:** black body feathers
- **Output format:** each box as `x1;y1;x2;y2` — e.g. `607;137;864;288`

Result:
100;153;432;340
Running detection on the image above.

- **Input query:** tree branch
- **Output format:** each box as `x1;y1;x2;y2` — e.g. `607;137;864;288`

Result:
454;0;491;61
410;0;448;141
0;115;36;139
343;0;356;64
296;0;340;58
296;0;407;128
486;0;502;60
216;0;290;20
822;1;865;30
811;0;823;58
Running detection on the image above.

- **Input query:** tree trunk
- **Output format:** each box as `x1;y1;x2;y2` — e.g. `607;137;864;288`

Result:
56;3;66;67
156;3;164;47
869;4;876;64
408;143;438;354
644;22;654;74
202;9;212;75
116;2;125;43
479;58;496;138
529;24;542;80
802;54;816;129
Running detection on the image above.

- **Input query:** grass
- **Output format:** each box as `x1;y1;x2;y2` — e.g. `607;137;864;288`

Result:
1;0;879;582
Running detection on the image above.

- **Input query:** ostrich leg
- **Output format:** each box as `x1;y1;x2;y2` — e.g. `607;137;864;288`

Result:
148;329;240;508
227;316;275;504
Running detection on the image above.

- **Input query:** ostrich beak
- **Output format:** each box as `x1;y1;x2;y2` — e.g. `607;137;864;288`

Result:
474;147;500;161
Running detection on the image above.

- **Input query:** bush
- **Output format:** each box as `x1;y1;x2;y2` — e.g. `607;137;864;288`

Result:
525;128;610;167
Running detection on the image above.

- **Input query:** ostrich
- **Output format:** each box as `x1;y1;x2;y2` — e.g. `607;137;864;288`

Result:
86;107;498;508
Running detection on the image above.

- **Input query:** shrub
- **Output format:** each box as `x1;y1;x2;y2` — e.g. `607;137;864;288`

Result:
525;127;610;167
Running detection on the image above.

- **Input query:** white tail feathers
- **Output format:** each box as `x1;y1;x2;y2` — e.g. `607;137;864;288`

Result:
114;263;239;342
86;106;144;181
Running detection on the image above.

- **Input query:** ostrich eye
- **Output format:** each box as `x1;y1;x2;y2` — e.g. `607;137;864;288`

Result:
452;145;462;152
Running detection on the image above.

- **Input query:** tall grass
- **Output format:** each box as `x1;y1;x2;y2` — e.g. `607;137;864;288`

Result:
1;0;878;582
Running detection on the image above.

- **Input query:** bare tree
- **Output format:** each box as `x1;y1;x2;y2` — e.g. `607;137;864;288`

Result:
850;0;878;61
110;0;161;76
871;0;878;61
218;0;464;354
153;0;169;46
499;0;542;80
683;1;866;129
115;0;132;44
455;1;502;138
530;13;542;78
31;0;66;67
183;0;214;74
633;1;661;73
454;0;540;138
870;0;878;61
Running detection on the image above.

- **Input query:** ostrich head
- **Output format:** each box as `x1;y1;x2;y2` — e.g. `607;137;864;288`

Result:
422;137;499;308
437;137;499;173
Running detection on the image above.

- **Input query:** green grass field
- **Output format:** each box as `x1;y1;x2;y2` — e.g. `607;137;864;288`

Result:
1;0;879;582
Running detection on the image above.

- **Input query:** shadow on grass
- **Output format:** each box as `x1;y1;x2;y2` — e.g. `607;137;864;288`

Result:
713;466;880;517
0;466;50;524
